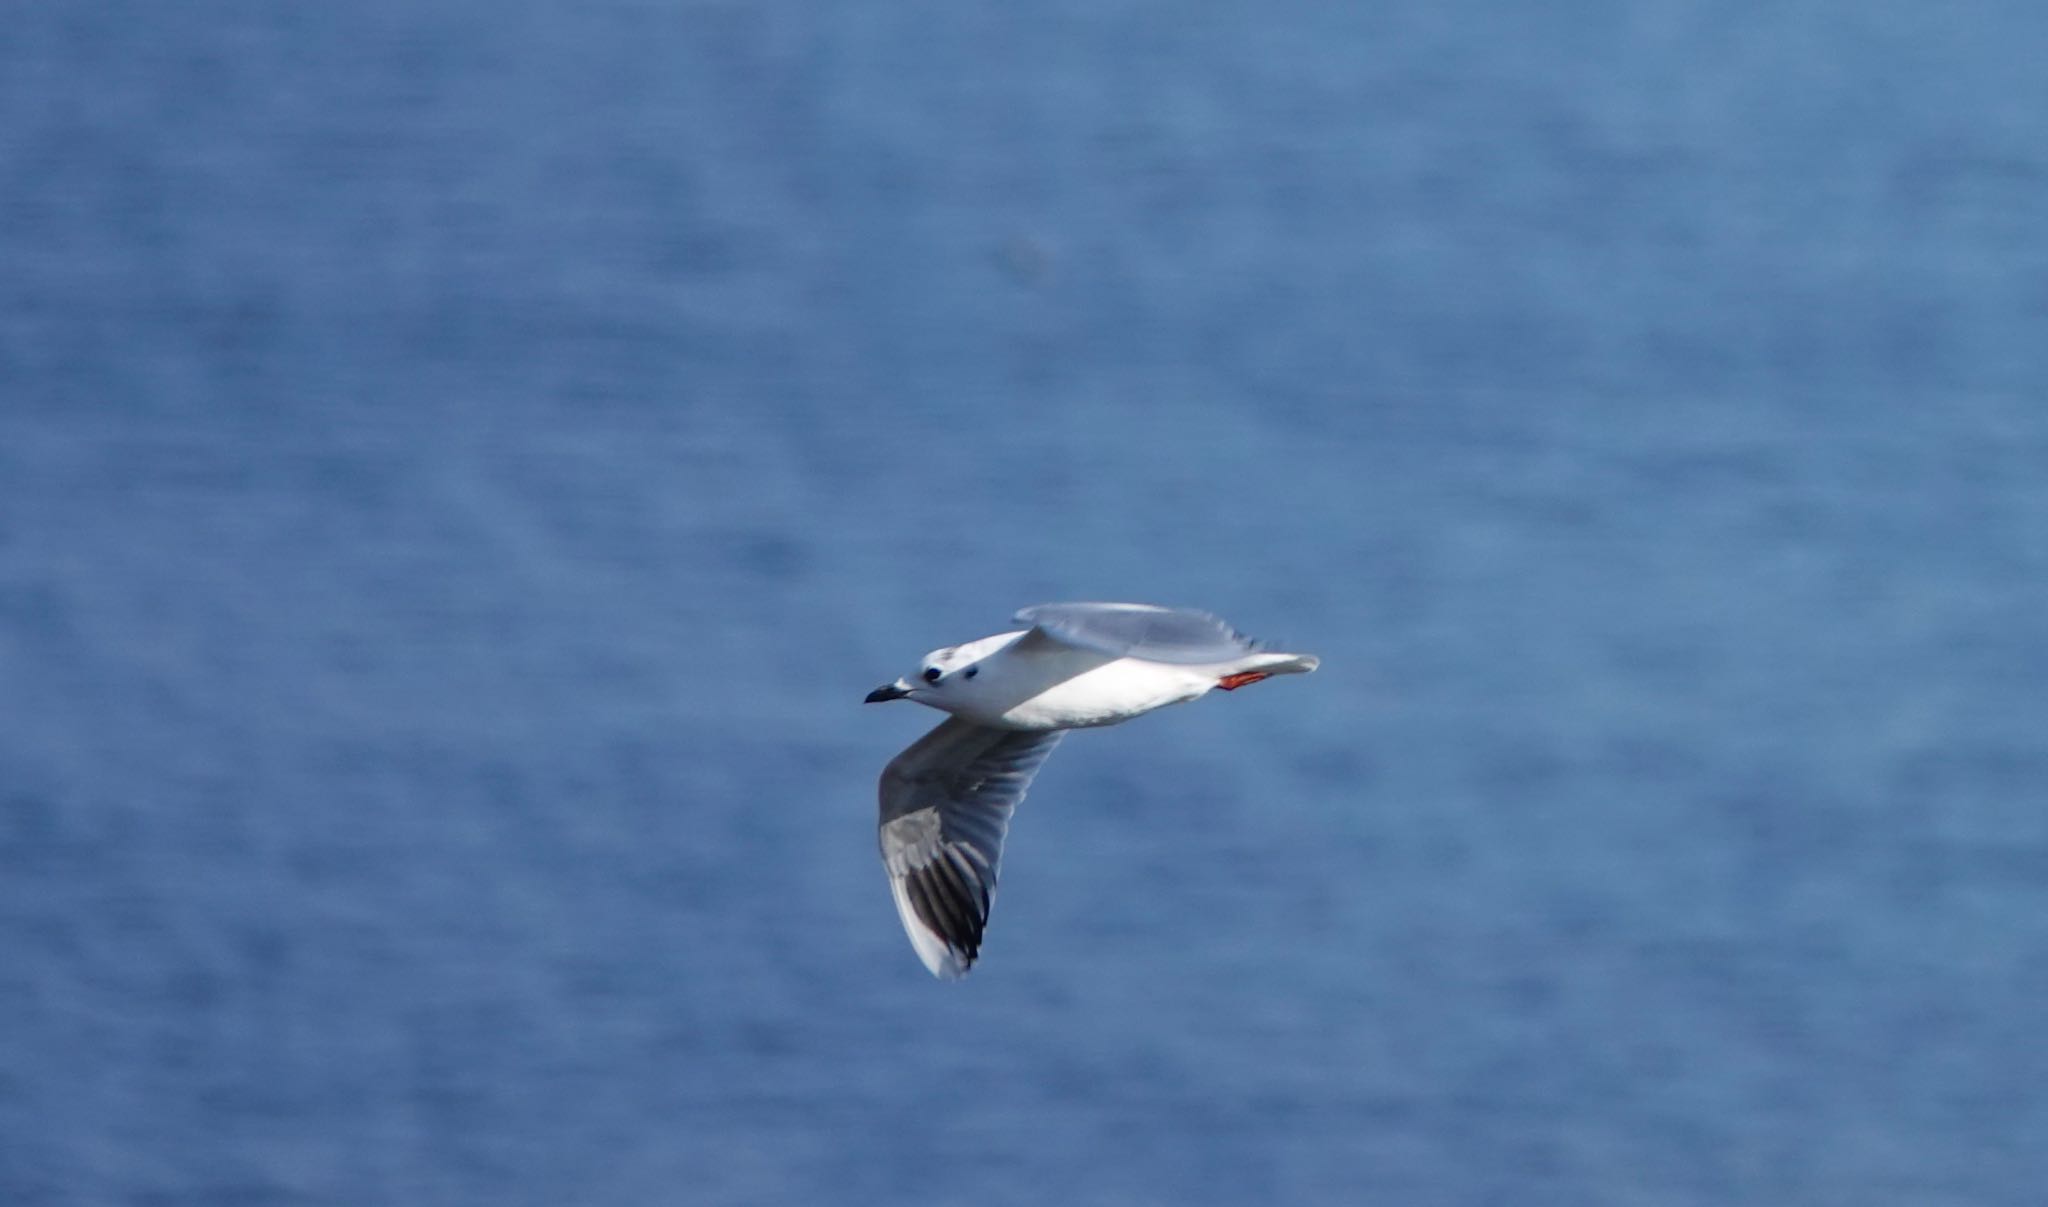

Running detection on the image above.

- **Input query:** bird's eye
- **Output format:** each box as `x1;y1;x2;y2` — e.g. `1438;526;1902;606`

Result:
922;667;942;683
964;667;979;679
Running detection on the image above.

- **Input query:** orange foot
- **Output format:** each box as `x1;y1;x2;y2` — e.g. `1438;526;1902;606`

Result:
1216;671;1270;691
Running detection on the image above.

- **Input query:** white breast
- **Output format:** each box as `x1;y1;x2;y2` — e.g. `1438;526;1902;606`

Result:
957;653;1215;731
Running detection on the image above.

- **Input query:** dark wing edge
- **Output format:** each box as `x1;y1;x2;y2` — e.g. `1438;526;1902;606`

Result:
878;719;1065;979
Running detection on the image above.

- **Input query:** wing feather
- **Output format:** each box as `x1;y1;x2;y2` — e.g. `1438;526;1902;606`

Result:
1014;601;1260;664
878;718;1064;978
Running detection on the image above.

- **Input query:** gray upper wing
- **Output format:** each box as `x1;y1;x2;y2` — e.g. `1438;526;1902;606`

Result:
1014;601;1259;665
878;718;1065;979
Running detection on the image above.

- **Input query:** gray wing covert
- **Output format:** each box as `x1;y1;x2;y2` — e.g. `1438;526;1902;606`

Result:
878;718;1065;979
1015;601;1259;664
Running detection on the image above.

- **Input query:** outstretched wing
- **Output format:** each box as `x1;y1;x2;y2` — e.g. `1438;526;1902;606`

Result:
1015;601;1260;665
878;718;1065;979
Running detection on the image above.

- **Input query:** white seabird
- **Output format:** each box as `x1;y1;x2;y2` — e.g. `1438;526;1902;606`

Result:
864;602;1319;979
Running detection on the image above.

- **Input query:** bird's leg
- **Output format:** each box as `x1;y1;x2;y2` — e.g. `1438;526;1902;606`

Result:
1215;671;1270;691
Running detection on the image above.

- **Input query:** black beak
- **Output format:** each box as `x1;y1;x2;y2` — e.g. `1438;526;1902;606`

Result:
865;682;912;703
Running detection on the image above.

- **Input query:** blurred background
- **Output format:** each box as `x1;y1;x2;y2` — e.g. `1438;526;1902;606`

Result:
4;1;2046;1204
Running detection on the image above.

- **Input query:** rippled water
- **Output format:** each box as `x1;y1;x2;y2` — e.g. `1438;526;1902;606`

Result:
4;2;2046;1204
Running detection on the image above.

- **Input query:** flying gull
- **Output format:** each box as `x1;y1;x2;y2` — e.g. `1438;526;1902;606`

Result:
864;602;1319;978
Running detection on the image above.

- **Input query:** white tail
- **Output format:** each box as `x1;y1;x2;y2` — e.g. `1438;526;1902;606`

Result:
1242;651;1319;676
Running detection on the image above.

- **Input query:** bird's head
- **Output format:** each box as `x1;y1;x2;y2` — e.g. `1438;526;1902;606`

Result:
864;631;1015;704
865;639;1004;705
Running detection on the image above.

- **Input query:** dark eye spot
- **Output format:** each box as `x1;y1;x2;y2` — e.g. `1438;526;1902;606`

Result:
964;666;979;679
922;667;942;683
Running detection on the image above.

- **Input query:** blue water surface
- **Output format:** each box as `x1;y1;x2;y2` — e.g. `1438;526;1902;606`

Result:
3;2;2047;1204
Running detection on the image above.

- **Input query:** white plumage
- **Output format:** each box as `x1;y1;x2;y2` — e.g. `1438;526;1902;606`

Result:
865;602;1318;979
